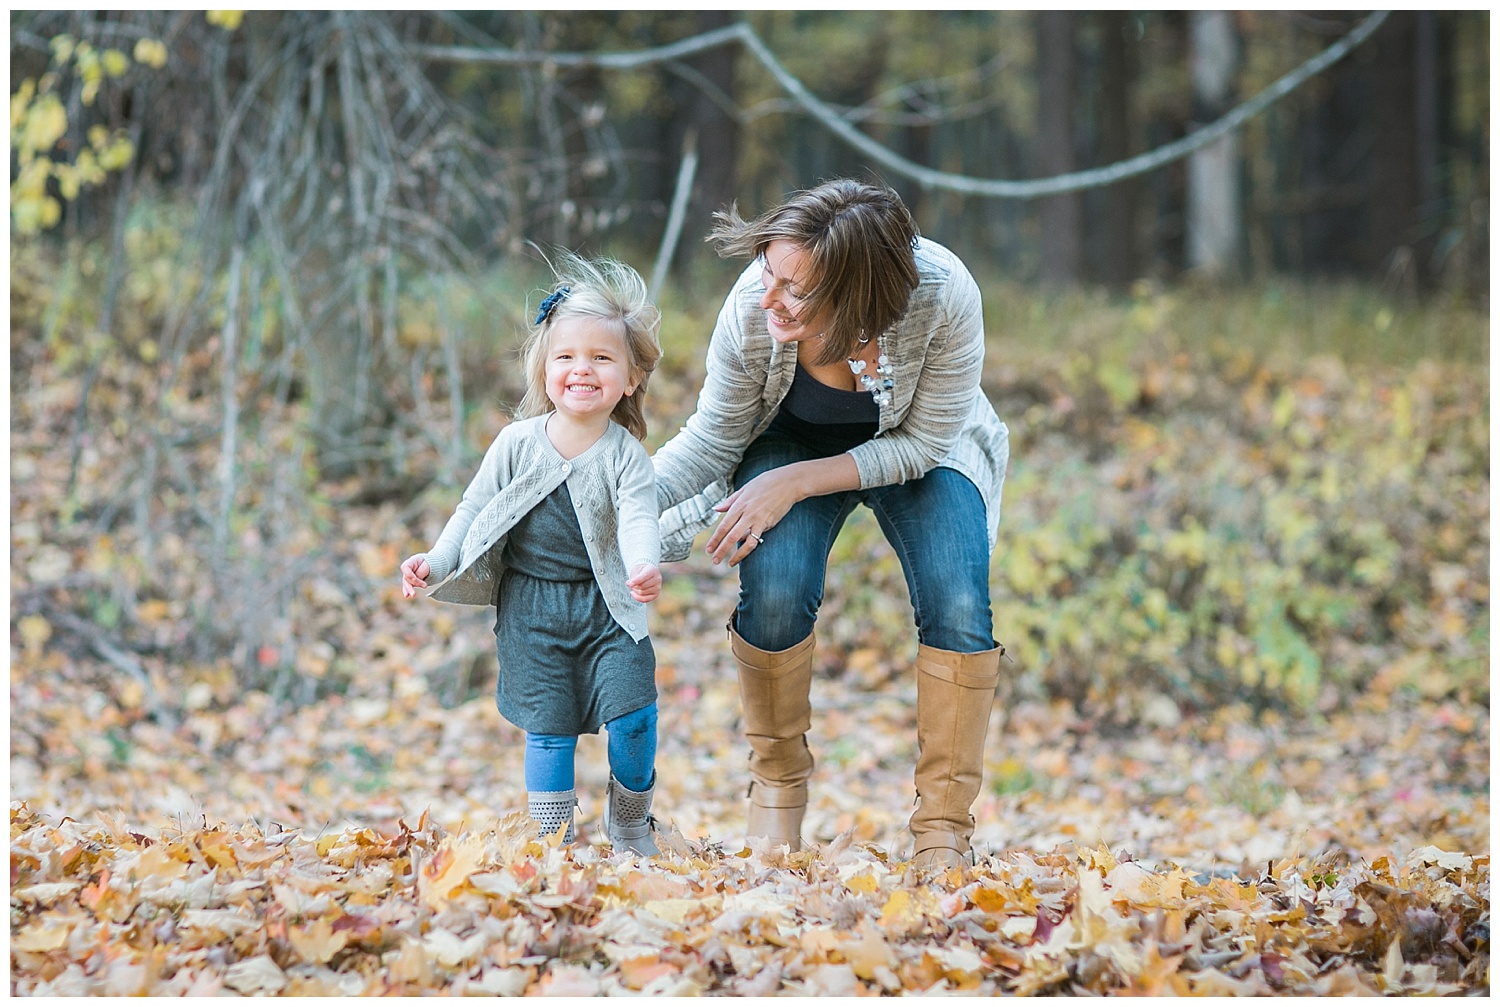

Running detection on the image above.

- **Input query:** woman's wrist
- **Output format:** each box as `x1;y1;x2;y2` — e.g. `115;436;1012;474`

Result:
785;454;861;501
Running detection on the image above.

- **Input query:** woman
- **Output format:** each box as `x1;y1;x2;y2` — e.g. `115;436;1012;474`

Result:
654;179;1010;869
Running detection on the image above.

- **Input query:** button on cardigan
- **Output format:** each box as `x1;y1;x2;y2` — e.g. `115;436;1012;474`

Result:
654;237;1010;562
418;416;659;642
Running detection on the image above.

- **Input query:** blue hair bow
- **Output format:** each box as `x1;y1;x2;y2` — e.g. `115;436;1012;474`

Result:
534;285;571;325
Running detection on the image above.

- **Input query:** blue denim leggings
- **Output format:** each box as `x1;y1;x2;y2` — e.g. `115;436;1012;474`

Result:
524;702;657;793
734;433;997;654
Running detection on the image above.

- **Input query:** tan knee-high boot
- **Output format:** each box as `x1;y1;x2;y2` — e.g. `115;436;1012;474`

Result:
910;643;1003;869
729;624;815;851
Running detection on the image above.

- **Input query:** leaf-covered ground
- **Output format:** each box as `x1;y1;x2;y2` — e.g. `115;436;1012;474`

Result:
10;270;1490;994
10;548;1491;994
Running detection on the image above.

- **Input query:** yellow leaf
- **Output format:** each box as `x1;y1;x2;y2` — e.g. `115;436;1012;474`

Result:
102;49;130;77
1090;842;1119;873
14;919;73;952
843;920;895;979
206;10;245;30
54;162;80;200
20;94;67;159
133;38;168;69
11;78;36;130
879;888;915;930
845;870;879;894
48;35;75;65
98;136;133;171
642;898;699;925
200;835;238;869
315;833;340;857
387;938;434;985
420;834;486;906
18;614;51;654
288;916;349;965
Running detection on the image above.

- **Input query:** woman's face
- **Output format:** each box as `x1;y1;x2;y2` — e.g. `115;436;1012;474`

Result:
758;240;824;344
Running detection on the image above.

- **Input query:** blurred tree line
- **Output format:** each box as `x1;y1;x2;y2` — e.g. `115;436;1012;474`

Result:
9;10;1489;710
12;10;1488;287
9;11;1487;476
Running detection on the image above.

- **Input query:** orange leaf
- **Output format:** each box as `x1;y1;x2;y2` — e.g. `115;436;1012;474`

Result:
619;955;678;990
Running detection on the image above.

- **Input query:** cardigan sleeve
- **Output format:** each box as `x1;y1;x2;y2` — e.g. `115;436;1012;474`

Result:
651;274;768;511
424;425;513;582
847;258;985;489
614;433;661;575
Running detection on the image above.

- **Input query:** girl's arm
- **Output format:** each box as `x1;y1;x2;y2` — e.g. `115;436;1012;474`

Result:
422;426;515;583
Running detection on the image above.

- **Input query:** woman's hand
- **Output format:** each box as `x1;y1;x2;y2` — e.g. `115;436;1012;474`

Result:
706;468;805;566
627;563;662;603
399;554;431;599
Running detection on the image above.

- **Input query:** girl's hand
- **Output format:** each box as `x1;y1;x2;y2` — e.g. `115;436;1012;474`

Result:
399;554;431;599
627;563;662;603
706;468;803;567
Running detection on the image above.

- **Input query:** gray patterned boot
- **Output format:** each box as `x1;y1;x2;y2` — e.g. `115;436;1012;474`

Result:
527;789;577;844
604;775;660;856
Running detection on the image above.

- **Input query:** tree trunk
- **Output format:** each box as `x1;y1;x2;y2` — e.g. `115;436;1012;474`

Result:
1186;10;1242;278
1092;11;1141;286
1035;11;1081;284
679;10;740;272
1367;12;1422;290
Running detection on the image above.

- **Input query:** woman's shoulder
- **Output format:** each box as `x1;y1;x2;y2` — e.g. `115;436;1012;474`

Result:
913;236;976;289
899;238;978;324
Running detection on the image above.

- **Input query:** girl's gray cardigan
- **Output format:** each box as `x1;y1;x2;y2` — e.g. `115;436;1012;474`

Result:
418;415;659;642
654;237;1009;562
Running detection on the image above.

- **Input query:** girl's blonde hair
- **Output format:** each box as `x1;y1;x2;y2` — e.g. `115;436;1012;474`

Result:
517;251;662;441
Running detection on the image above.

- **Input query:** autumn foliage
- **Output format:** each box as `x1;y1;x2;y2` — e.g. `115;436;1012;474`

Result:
9;223;1490;993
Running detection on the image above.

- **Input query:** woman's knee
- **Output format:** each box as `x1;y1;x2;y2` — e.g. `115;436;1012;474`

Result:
914;582;994;652
736;553;822;651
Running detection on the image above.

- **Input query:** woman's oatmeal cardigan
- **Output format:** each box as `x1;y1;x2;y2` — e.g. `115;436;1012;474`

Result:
653;236;1010;562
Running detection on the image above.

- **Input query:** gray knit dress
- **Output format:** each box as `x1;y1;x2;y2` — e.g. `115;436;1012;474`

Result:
493;483;656;736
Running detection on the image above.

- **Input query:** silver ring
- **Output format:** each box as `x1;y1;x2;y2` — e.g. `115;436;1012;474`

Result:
748;531;764;545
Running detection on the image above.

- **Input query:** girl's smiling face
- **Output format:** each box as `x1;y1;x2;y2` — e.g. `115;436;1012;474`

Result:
543;315;637;424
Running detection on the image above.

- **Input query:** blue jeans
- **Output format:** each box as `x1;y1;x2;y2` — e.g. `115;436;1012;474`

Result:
733;433;996;654
525;702;657;793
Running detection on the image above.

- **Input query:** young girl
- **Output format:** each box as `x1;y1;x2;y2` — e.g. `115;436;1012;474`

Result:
399;253;665;855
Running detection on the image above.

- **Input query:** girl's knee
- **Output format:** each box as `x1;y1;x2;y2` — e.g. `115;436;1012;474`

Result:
606;703;657;741
606;704;657;793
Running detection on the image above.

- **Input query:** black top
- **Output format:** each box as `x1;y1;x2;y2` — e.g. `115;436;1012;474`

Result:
765;363;879;457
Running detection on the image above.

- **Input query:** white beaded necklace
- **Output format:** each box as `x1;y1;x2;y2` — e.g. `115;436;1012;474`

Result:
847;333;893;408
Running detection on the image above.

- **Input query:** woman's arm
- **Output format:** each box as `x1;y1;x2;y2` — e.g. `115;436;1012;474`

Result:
704;454;861;566
651;277;769;510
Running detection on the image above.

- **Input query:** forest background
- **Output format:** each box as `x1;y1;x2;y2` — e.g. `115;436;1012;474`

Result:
9;10;1491;996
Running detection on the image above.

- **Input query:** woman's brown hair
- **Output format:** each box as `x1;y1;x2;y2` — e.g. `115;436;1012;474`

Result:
709;179;920;365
